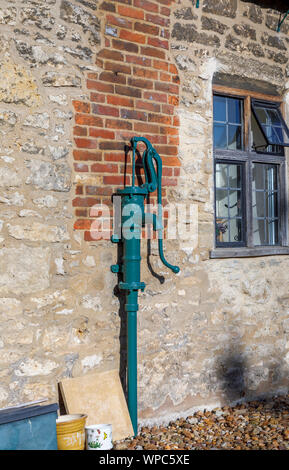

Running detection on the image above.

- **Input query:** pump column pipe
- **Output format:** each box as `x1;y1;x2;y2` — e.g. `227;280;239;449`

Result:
111;146;146;435
111;137;179;436
119;187;146;436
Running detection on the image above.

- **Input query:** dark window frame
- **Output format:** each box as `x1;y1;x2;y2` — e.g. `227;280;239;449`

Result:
211;86;289;259
251;99;289;150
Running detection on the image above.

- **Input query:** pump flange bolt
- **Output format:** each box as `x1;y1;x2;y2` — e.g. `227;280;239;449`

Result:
111;235;120;243
111;264;120;273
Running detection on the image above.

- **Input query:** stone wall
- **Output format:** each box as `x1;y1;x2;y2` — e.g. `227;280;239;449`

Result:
0;0;288;426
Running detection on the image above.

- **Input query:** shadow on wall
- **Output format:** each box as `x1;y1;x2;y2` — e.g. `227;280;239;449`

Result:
242;0;289;12
114;242;127;398
216;338;289;408
216;339;247;403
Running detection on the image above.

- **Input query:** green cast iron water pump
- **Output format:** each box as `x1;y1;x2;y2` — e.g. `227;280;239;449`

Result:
111;137;180;436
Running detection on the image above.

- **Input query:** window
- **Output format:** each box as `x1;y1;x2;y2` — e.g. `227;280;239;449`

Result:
213;95;243;150
211;86;289;258
251;100;289;152
215;161;245;246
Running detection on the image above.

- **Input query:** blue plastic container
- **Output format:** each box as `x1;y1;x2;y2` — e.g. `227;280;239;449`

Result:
0;403;58;450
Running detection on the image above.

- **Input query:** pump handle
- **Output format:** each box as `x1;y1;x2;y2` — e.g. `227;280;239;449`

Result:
131;137;180;274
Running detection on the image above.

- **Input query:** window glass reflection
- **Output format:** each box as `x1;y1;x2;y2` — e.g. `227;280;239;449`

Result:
213;95;243;150
215;163;244;244
252;163;279;246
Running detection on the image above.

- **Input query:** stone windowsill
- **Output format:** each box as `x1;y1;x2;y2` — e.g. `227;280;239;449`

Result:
210;246;289;259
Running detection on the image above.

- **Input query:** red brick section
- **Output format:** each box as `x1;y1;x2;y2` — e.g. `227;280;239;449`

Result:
72;0;180;241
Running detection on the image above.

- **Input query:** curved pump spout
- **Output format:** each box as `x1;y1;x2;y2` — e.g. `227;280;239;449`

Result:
132;136;180;274
111;137;180;436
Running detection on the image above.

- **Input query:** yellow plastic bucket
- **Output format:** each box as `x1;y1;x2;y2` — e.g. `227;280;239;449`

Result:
56;414;87;450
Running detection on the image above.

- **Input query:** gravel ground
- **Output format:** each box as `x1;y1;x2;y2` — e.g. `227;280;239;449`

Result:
114;395;289;450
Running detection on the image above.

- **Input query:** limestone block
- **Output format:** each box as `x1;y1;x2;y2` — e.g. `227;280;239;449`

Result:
55;257;65;275
49;94;68;105
32;195;58;208
174;7;197;21
7;222;70;243
0;244;50;295
243;3;263;23
245;366;269;391
0;192;25;206
42;71;81;87
23;112;50;130
42;325;70;350
30;290;69;309
0;110;17;130
0;7;17;25
0;298;23;317
21;140;46;155
25;159;71;192
19;209;41;218
60;0;101;45
201;16;229;35
0;58;41;107
82;255;95;267
15;41;66;66
3;327;34;345
0;166;21;187
22;383;56;402
81;354;103;373
15;358;58;377
48;145;69;160
62;44;93;61
203;0;237;19
20;6;55;31
81;295;102;311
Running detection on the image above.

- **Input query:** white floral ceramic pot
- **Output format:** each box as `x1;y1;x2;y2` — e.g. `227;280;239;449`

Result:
85;424;113;450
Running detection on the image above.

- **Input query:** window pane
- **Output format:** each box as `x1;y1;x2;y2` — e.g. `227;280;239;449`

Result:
271;126;282;144
228;98;242;124
252;162;264;189
252;163;280;246
214;124;227;148
251;101;289;152
216;189;228;218
254;108;267;124
265;192;278;218
228;125;242;150
215;163;227;188
215;162;244;245
265;165;277;190
213;95;243;150
213;95;226;122
228;164;241;189
253;219;266;245
216;219;229;243
251;113;268;153
229;219;243;242
228;190;242;217
267;109;280;125
267;219;279;245
253;219;279;246
264;125;282;144
253;191;265;218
